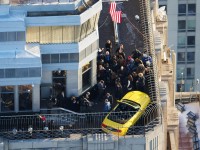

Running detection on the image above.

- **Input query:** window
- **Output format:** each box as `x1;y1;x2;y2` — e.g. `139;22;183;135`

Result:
17;32;25;41
178;52;185;62
187;36;195;47
177;67;185;78
0;86;14;112
187;67;194;79
177;83;185;92
188;4;196;15
70;53;79;62
187;52;195;63
5;69;15;78
82;62;91;91
0;69;4;78
51;54;59;63
16;68;28;77
7;32;16;41
178;4;186;16
60;54;69;63
19;85;32;111
42;54;50;64
178;20;186;32
178;36;186;48
187;20;195;32
29;67;41;77
0;32;7;41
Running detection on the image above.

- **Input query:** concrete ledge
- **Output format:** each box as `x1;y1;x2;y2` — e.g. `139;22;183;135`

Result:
9;140;33;149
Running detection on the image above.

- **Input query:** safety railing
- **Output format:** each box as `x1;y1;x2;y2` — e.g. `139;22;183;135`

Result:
139;0;160;103
0;104;162;140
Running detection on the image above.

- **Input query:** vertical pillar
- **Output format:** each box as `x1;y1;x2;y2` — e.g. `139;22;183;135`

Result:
91;58;97;86
32;84;40;112
14;85;19;112
66;70;79;97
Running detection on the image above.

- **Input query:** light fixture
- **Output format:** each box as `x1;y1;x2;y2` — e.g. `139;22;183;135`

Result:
12;128;17;135
58;68;61;74
28;126;33;135
44;126;49;131
135;15;140;21
59;126;64;132
196;79;199;84
32;82;34;88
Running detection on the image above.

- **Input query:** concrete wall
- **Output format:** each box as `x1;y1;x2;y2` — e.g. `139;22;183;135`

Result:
2;134;146;150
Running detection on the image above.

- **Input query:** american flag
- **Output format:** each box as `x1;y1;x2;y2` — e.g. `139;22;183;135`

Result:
109;2;116;17
109;2;122;23
111;11;122;23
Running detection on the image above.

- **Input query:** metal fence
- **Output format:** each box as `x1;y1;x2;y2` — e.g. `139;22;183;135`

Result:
0;103;162;140
139;0;160;103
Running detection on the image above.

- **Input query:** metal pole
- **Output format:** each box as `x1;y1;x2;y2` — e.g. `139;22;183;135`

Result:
181;72;183;103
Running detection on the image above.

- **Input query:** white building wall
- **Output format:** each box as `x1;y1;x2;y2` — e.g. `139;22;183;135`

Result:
66;69;80;97
32;84;40;112
41;70;52;84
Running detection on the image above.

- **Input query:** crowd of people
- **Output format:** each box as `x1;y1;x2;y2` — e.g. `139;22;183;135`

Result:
96;40;152;110
51;40;152;113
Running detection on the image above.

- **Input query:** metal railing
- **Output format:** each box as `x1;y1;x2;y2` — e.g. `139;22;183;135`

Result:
139;0;160;103
0;103;162;140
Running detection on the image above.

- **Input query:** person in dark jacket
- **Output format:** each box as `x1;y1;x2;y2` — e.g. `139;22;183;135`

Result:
136;73;145;92
105;40;112;53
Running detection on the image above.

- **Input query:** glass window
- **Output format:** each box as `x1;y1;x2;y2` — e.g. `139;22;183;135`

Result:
0;32;7;41
7;32;16;41
187;67;194;78
60;53;69;63
19;85;32;111
0;32;7;42
187;52;195;62
178;36;186;48
70;53;79;62
29;67;41;77
178;20;186;32
16;32;25;41
187;36;195;46
0;69;4;78
0;86;14;112
177;83;184;92
5;69;15;78
188;4;196;15
15;68;28;77
178;4;186;15
187;20;195;31
42;54;51;64
177;67;185;78
51;54;59;63
178;52;185;61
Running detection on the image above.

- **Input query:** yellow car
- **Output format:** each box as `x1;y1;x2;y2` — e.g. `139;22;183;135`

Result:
102;91;150;136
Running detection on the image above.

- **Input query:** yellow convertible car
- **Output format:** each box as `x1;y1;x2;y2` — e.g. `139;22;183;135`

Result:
102;91;150;136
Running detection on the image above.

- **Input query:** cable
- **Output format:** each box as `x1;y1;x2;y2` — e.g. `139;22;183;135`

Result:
98;15;109;29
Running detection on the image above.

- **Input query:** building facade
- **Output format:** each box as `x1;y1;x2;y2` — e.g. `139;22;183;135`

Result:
0;0;102;112
159;0;200;92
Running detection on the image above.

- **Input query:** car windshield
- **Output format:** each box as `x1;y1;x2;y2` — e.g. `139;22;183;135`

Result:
107;100;141;124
